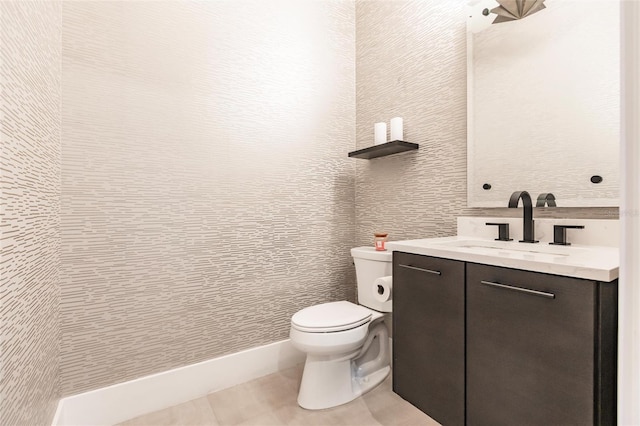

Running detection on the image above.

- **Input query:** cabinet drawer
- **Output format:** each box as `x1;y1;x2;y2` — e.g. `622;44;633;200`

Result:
393;253;465;426
466;263;597;426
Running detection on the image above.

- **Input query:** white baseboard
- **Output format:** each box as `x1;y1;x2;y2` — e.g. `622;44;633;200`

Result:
52;339;305;426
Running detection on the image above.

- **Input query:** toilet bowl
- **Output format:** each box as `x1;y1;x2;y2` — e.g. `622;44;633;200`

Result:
289;247;393;410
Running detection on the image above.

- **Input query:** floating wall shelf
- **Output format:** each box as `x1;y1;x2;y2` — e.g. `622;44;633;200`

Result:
348;140;419;160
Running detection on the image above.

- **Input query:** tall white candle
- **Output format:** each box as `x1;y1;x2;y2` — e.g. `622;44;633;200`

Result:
390;117;403;141
374;122;387;145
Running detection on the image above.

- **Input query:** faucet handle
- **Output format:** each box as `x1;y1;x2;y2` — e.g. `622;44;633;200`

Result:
485;223;513;241
549;225;585;246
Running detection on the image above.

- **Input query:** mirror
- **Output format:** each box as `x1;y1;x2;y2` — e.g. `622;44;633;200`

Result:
466;0;620;207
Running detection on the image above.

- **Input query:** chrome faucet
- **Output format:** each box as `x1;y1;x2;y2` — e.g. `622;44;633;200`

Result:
508;191;538;243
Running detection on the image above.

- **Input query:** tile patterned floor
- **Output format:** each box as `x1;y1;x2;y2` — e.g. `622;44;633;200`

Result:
117;364;439;426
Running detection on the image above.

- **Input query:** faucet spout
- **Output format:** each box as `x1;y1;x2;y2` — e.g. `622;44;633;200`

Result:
508;191;538;243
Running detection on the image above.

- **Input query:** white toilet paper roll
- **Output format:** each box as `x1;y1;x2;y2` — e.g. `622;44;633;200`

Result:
373;276;393;303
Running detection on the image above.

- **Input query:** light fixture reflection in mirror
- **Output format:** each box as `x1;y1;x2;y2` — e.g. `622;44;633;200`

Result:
490;0;546;24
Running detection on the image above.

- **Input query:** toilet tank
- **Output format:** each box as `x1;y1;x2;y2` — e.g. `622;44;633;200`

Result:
351;247;392;313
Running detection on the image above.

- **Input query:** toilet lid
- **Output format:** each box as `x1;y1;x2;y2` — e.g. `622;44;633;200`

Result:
291;301;372;333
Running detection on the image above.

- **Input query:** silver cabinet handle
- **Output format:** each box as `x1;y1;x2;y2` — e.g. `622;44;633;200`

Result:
398;264;442;275
480;280;555;299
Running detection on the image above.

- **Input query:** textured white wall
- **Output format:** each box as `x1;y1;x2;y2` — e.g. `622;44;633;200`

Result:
0;1;62;425
355;0;470;246
60;0;355;395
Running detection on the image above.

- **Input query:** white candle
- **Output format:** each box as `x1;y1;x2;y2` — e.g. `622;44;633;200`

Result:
374;122;387;145
390;117;403;141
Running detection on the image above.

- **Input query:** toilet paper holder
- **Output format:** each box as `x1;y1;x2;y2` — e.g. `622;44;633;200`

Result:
373;276;393;303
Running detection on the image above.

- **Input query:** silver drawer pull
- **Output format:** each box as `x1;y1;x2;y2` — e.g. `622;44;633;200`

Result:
480;280;555;299
399;264;442;275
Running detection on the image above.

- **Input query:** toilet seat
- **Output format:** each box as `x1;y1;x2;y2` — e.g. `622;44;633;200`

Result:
291;301;372;333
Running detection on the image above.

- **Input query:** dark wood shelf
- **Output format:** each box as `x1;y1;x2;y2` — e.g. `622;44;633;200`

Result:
348;140;419;159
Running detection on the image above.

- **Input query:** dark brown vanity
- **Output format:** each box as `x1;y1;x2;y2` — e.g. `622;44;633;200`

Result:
392;252;617;426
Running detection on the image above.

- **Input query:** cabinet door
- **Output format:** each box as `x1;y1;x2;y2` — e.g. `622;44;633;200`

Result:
393;253;465;426
467;263;596;426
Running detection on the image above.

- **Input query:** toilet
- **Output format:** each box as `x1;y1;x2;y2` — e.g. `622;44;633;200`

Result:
289;247;392;410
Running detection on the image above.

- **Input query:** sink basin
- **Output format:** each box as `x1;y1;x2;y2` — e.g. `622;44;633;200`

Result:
431;239;584;257
424;238;578;264
385;236;619;281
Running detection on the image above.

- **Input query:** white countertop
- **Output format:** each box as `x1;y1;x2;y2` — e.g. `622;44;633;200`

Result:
386;236;619;282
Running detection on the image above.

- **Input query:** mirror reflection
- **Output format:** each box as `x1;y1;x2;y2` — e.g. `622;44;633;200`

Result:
467;0;619;207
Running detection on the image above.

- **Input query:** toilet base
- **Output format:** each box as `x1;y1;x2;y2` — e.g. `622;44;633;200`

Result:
296;321;391;411
297;354;390;410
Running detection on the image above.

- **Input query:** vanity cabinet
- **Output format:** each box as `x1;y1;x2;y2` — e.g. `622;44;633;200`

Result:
392;252;465;426
467;263;617;426
392;252;617;426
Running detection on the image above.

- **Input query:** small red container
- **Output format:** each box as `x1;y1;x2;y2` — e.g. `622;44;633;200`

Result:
374;233;388;251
